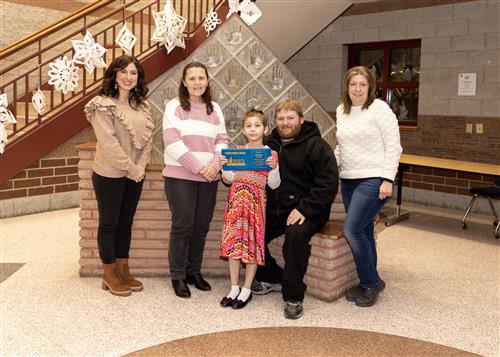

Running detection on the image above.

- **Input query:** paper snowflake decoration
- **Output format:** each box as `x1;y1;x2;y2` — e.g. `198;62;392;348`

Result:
239;0;262;26
0;93;17;124
203;8;222;37
0;124;8;154
32;88;46;115
72;31;107;73
48;56;79;94
0;93;17;154
151;0;187;53
115;24;137;55
226;0;240;19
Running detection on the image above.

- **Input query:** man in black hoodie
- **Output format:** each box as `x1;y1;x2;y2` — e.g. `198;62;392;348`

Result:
252;100;338;319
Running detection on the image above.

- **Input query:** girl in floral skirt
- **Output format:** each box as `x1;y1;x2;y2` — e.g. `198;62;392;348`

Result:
219;109;280;309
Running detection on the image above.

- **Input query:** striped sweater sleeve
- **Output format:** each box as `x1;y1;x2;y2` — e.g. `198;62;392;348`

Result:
163;99;204;175
210;102;229;171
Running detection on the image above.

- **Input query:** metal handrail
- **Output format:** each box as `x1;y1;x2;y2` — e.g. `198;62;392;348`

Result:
0;0;115;60
0;0;224;143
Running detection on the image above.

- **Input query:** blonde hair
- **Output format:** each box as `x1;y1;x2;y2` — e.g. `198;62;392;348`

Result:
274;99;304;118
341;65;376;114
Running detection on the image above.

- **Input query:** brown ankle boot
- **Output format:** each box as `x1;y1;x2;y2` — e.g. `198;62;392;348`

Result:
102;263;132;296
116;258;143;292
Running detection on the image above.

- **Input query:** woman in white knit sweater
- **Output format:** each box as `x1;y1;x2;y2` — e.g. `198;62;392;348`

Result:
335;66;402;307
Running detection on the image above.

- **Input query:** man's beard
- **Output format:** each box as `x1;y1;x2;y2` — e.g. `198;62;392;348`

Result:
276;123;301;140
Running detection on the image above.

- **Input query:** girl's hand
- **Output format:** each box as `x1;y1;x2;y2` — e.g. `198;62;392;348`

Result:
266;155;277;169
379;180;393;200
219;155;228;167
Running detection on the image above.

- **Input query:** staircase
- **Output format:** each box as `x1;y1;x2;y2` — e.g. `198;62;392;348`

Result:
0;0;228;183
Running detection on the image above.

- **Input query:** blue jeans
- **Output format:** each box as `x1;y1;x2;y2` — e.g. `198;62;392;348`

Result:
341;178;387;288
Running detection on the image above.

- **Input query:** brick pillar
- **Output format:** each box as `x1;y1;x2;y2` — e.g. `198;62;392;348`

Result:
77;142;358;301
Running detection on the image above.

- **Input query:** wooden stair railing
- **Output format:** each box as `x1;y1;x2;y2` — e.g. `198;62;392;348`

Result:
0;0;228;183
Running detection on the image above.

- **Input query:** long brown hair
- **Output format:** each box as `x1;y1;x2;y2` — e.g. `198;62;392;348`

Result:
100;55;148;109
178;61;214;114
340;65;376;114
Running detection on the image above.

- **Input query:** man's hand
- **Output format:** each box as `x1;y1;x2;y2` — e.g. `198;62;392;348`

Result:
379;180;393;200
287;208;305;225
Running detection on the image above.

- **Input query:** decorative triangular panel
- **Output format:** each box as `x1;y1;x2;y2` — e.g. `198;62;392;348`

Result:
146;15;336;165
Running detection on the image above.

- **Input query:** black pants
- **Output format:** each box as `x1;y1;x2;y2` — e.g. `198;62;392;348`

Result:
256;210;329;302
92;173;144;264
164;177;218;280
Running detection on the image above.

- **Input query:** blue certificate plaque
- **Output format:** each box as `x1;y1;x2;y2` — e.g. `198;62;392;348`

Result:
222;148;272;171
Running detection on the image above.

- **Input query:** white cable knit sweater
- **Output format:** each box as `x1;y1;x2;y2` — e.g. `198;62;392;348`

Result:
335;99;402;181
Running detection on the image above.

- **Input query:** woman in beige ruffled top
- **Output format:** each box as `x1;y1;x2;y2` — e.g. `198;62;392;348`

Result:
84;55;154;297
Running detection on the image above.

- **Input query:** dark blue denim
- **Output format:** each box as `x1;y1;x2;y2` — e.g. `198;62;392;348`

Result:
341;178;387;288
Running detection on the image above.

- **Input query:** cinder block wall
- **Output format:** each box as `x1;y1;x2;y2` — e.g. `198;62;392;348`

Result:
286;0;500;211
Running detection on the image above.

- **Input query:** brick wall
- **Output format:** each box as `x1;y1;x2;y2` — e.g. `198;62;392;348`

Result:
402;167;495;194
0;157;79;200
77;144;356;301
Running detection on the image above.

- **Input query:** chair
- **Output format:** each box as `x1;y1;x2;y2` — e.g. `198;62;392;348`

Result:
461;177;500;238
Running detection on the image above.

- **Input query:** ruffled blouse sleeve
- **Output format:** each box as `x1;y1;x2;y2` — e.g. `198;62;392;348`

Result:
84;96;142;177
135;101;155;170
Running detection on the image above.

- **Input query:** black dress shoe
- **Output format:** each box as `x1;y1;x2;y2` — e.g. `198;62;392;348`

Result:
220;296;234;307
186;274;211;291
231;293;252;309
171;279;191;298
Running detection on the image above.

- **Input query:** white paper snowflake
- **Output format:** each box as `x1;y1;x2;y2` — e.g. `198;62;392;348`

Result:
115;24;137;55
239;0;262;26
151;0;187;54
0;93;17;154
226;0;240;19
0;93;16;124
203;8;222;37
72;31;107;73
0;123;8;154
31;88;46;115
48;56;79;94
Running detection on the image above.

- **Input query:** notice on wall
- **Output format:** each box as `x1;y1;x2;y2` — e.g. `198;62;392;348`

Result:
458;73;476;96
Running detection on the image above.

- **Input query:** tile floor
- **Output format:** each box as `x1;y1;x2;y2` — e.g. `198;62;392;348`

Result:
1;202;499;356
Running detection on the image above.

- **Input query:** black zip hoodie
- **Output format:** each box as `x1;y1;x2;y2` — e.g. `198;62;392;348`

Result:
265;121;339;219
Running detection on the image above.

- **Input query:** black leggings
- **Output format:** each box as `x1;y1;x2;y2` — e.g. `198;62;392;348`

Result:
92;172;144;264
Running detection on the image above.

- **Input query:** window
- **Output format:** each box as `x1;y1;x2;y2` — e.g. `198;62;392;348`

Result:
348;39;421;126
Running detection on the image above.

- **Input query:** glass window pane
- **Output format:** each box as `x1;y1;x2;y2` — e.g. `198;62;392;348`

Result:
390;47;420;82
387;87;419;122
355;49;384;82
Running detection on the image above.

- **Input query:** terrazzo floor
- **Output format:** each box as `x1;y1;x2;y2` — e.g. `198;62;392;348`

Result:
1;202;499;357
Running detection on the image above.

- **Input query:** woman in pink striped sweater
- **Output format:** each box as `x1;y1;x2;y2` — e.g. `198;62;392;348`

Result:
162;62;228;298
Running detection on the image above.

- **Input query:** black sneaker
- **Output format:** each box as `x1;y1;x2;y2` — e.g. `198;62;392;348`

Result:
355;279;386;307
284;301;303;319
251;280;282;295
347;278;385;302
346;285;362;302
